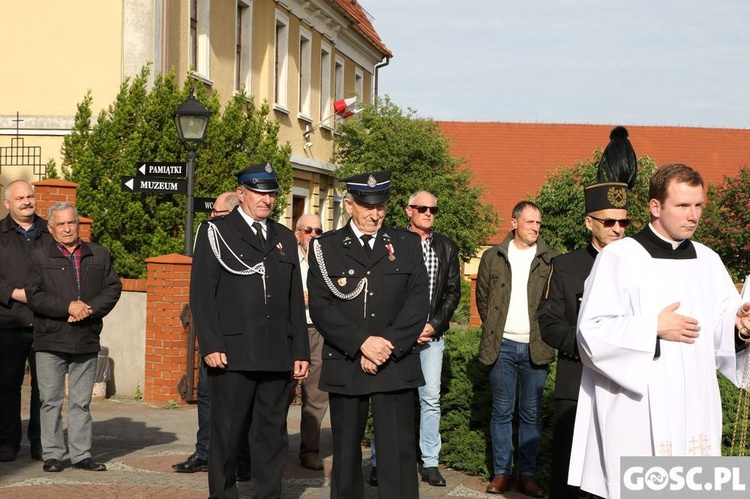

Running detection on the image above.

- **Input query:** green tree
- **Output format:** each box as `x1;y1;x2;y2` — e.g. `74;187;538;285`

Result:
694;166;750;281
62;66;291;278
533;151;658;254
332;96;497;262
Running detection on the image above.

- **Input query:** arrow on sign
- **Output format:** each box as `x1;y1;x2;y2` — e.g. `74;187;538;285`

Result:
121;176;188;194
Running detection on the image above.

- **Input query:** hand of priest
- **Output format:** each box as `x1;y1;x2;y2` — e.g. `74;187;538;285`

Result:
657;301;700;344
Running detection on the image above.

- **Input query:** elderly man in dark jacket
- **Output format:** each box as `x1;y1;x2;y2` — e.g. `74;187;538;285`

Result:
26;202;121;473
0;180;53;462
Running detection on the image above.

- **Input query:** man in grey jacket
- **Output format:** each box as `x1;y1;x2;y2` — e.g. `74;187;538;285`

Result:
476;201;555;497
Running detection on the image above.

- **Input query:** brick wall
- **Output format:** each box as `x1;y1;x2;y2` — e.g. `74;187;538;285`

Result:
143;254;192;404
32;178;92;241
469;274;480;327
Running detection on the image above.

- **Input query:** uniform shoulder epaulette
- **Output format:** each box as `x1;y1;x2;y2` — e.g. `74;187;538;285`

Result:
316;229;337;241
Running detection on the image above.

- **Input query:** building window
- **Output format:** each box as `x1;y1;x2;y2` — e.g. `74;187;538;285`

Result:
334;56;344;126
190;0;211;78
299;28;312;118
236;1;252;92
354;67;363;103
320;43;332;127
274;11;290;110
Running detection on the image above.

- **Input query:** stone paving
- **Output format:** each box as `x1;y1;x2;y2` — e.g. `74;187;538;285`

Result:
0;383;530;498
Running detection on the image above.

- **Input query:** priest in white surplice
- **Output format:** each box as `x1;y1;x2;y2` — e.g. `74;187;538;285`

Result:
569;164;750;499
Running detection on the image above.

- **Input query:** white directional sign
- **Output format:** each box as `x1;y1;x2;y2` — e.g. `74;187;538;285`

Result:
121;176;187;194
135;162;186;177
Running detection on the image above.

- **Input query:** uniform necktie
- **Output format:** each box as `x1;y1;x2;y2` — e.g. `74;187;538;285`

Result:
360;234;372;257
253;221;266;249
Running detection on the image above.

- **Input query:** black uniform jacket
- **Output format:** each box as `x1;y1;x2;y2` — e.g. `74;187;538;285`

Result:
426;232;462;335
307;223;429;396
190;208;309;372
536;243;598;401
0;214;54;331
27;240;122;355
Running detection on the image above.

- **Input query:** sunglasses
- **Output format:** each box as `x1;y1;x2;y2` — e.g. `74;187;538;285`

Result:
409;205;439;215
589;216;630;228
302;227;323;235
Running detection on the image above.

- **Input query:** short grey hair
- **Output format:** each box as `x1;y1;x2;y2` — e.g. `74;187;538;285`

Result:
407;191;437;206
48;202;79;222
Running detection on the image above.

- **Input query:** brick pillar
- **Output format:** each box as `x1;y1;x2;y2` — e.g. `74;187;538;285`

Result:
32;179;93;242
144;253;192;404
469;274;481;327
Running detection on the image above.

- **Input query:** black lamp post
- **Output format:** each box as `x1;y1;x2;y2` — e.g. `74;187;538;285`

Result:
174;88;211;256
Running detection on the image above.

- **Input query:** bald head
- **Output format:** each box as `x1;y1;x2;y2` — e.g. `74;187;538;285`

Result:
3;180;37;226
295;213;322;253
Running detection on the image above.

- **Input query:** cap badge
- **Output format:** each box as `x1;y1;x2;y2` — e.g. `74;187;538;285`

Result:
367;175;377;188
265;162;273;173
607;186;627;208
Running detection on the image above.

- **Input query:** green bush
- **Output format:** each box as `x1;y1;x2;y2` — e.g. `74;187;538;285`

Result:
450;279;472;325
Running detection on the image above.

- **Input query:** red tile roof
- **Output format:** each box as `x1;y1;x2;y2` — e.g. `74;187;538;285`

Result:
330;0;392;57
439;122;750;244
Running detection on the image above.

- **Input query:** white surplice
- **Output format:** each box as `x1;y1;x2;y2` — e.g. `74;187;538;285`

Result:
568;235;747;499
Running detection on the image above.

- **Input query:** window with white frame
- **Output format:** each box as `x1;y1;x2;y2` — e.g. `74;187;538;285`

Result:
333;56;344;126
190;0;211;78
354;67;363;103
274;11;290;109
298;28;312;118
235;1;253;92
320;43;332;126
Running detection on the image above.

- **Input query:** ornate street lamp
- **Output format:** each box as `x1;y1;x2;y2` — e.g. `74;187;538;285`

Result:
174;88;211;256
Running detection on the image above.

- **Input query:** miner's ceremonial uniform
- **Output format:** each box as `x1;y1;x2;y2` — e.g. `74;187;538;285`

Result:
190;163;309;499
307;171;429;499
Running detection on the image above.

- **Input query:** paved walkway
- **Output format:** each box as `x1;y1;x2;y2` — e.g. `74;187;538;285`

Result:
0;383;530;498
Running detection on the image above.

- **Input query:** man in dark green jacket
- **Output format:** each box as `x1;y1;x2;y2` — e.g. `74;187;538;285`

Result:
476;201;555;497
26;202;121;473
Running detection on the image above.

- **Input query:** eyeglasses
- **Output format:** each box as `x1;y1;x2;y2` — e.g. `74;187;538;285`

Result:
589;216;630;228
302;227;323;235
409;205;439;215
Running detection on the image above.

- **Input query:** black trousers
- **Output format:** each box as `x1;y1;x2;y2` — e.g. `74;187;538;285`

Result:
550;398;581;499
0;341;40;452
207;369;293;499
329;389;419;499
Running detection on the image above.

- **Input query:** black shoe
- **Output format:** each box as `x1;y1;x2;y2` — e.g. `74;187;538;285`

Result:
43;458;64;472
368;466;378;486
30;441;42;461
0;445;17;462
172;453;208;473
73;458;106;471
236;465;252;482
300;454;324;470
421;466;446;486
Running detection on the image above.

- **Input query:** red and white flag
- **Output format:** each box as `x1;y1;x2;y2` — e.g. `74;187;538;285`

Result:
333;97;357;118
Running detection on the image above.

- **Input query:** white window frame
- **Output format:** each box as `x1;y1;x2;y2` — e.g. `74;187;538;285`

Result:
274;11;290;112
319;43;332;130
354;67;363;103
235;0;253;93
190;0;211;81
333;56;344;126
298;28;312;119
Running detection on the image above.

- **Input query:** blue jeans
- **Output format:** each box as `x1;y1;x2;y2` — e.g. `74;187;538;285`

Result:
36;351;98;463
418;338;444;467
489;339;548;476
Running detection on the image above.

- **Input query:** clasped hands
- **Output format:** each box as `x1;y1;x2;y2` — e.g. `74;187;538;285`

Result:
657;301;750;344
360;336;394;375
68;300;93;322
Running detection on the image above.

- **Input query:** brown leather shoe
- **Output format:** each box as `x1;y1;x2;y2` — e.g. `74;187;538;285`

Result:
486;474;512;494
517;475;545;498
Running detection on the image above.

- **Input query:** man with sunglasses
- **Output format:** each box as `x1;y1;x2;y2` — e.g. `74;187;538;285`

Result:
294;214;328;471
537;181;629;499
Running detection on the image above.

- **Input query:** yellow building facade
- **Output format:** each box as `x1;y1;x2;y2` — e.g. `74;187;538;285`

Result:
0;0;391;229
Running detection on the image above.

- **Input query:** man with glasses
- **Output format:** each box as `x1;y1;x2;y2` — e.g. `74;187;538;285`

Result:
537;181;629;498
294;214;328;471
307;170;429;498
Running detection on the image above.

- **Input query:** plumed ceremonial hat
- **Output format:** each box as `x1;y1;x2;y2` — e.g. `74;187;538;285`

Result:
340;170;392;205
596;126;638;190
235;162;279;193
584;182;628;214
